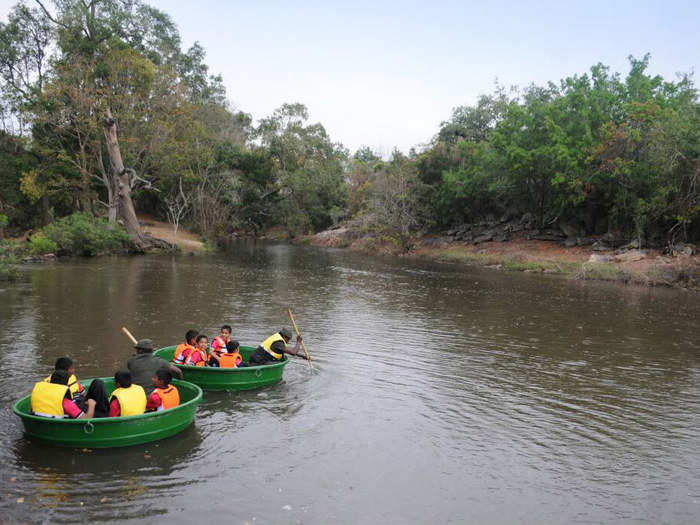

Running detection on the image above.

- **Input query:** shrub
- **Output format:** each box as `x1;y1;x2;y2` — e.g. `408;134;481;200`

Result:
0;254;19;281
0;214;8;238
40;213;131;256
28;234;58;255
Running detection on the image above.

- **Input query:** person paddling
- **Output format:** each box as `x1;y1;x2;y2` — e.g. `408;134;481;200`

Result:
249;328;307;365
128;339;183;395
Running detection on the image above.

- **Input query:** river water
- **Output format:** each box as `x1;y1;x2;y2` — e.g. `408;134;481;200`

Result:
1;242;699;524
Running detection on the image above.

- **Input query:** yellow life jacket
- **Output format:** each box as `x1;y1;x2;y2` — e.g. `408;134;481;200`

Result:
31;381;69;418
44;373;82;398
110;384;147;416
260;333;286;360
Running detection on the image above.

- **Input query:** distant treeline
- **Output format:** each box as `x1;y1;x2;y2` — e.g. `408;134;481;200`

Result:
1;1;698;251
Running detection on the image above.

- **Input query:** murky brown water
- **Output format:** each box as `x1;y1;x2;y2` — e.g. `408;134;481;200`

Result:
1;242;699;524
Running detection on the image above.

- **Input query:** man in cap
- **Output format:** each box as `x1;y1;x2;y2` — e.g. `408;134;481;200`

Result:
249;328;307;365
127;339;183;395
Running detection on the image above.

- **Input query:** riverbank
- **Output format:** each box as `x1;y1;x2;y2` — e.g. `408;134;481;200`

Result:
303;226;700;290
138;215;207;253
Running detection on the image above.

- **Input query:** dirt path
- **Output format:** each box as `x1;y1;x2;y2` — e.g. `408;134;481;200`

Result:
138;215;205;252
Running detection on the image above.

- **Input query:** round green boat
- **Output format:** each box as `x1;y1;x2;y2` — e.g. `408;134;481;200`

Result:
154;345;288;391
13;377;202;448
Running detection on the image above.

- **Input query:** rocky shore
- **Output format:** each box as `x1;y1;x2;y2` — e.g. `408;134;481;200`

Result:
304;216;699;289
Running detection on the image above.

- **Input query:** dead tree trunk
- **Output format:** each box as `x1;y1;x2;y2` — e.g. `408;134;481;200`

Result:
102;108;149;250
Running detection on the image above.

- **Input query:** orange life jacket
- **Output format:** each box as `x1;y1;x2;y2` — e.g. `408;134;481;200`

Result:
219;352;242;368
185;348;207;367
154;385;180;410
174;343;195;364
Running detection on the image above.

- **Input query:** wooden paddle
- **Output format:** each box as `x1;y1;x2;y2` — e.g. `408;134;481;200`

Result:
287;309;313;370
121;326;138;345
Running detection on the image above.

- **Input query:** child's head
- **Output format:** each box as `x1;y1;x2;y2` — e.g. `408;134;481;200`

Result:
50;369;70;385
152;367;172;388
196;334;208;349
226;340;240;353
54;357;74;376
114;370;132;389
185;330;199;345
220;325;232;339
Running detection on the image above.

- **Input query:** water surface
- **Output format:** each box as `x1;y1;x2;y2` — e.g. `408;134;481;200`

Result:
1;242;699;523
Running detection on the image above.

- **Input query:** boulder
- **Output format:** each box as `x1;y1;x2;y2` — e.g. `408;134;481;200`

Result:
559;222;579;238
473;232;494;244
520;212;536;227
670;243;697;256
602;231;626;248
592;241;611;252
588;253;612;263
564;237;578;248
613;249;648;262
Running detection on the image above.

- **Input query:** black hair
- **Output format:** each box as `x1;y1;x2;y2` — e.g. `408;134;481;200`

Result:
154;367;172;385
226;340;240;352
221;325;232;334
50;370;70;385
114;370;132;388
196;334;208;344
54;357;73;371
185;330;199;344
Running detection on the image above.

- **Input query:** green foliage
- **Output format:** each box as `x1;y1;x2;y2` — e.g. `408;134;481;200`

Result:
27;234;58;255
0;257;19;281
40;213;131;256
417;55;699;243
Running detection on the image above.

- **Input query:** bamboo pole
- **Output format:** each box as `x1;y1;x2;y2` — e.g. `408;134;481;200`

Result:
287;309;313;370
121;326;138;345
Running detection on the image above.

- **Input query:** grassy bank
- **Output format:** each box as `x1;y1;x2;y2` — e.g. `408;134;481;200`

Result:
422;243;699;289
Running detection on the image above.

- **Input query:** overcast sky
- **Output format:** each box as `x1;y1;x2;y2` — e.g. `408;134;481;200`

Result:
2;0;699;154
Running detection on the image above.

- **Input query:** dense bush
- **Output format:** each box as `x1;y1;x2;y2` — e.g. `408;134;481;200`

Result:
28;234;58;255
40;213;131;256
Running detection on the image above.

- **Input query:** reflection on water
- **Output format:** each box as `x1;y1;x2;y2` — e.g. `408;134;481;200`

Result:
1;242;699;524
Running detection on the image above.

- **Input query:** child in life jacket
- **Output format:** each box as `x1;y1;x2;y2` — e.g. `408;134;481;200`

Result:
146;367;180;412
185;334;209;367
45;357;86;404
209;325;232;366
32;370;96;419
109;370;147;417
173;330;199;365
218;340;243;368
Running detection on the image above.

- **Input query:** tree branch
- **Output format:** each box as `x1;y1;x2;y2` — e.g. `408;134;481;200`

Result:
34;0;70;30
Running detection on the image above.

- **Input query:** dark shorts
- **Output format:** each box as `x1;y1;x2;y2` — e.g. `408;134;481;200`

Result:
249;347;282;366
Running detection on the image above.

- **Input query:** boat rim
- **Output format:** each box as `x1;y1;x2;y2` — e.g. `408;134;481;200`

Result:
154;345;289;373
12;377;203;424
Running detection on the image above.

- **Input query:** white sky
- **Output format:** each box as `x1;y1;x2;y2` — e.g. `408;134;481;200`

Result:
2;0;699;154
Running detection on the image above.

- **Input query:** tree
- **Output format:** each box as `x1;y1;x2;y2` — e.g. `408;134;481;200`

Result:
255;103;348;235
368;151;424;252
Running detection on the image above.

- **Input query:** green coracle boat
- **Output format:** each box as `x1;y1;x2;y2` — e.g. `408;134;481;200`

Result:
13;378;202;448
154;345;288;391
